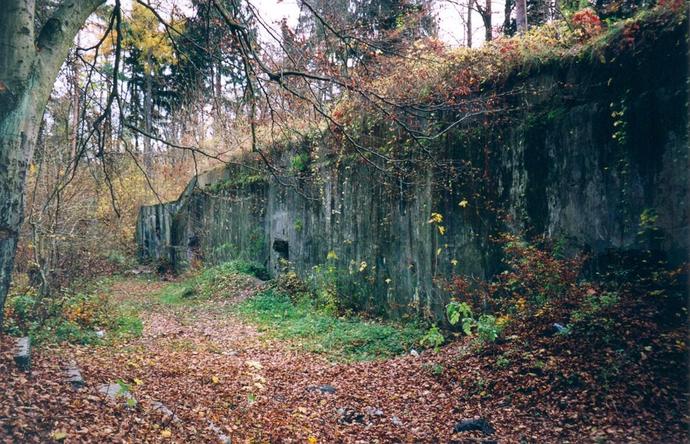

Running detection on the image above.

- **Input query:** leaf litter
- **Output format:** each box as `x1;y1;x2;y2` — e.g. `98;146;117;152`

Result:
0;276;687;443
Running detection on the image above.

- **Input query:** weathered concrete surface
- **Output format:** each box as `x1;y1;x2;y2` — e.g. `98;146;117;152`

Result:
136;22;688;320
65;362;84;388
135;178;196;264
14;336;30;372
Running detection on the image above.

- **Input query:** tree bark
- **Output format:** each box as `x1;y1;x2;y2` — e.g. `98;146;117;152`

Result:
483;0;492;42
144;47;153;174
516;0;528;32
467;0;472;48
503;0;514;36
0;0;105;328
70;40;80;161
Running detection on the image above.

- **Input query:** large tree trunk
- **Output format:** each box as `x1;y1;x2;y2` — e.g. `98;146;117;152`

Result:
516;0;528;32
0;0;105;328
503;0;514;36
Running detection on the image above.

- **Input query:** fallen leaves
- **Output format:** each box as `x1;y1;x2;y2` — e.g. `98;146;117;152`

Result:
0;276;687;443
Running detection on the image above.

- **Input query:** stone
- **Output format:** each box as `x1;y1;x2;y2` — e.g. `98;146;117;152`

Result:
410;349;420;358
391;416;403;426
364;406;384;416
14;337;30;372
151;401;181;423
453;418;495;435
307;384;336;394
65;362;84;388
98;383;135;407
337;407;365;424
553;323;569;334
207;420;231;444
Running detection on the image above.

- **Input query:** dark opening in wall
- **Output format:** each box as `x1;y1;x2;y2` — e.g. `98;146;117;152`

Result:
273;238;289;260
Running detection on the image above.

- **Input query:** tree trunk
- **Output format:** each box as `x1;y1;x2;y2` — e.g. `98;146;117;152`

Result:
516;0;528;32
144;48;154;174
70;44;80;161
467;0;472;48
503;0;514;36
0;0;106;328
484;0;492;42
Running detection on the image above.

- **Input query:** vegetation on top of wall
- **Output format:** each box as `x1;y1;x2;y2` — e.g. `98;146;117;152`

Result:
205;171;268;193
334;4;684;124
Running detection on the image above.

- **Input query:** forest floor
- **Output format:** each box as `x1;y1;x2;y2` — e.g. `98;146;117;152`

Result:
1;274;687;443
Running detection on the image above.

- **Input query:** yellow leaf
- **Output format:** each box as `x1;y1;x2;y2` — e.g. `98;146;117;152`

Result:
459;199;469;208
50;430;68;441
308;437;318;444
428;212;443;224
211;376;220;384
161;429;172;438
245;360;263;370
133;378;143;386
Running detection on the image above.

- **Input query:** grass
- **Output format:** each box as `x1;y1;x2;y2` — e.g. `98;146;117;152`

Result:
157;259;269;305
154;260;426;361
234;289;426;362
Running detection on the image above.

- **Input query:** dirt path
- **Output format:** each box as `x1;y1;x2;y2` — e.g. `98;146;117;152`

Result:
1;277;686;443
82;278;463;443
0;278;465;443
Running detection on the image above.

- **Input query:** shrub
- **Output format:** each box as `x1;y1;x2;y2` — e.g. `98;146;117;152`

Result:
308;263;340;315
173;259;270;301
3;280;143;345
420;325;445;351
446;301;503;343
571;8;604;40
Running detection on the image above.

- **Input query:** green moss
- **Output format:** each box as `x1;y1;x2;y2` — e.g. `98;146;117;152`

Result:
207;167;268;194
290;152;310;173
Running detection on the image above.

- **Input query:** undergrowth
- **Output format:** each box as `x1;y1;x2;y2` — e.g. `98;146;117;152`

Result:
234;289;426;362
3;277;142;345
155;259;426;362
158;259;269;304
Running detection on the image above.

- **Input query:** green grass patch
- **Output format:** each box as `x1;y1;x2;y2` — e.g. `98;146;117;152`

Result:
157;260;269;305
235;289;426;362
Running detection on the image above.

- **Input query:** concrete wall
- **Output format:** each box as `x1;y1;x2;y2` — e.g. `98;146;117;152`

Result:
136;20;688;319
